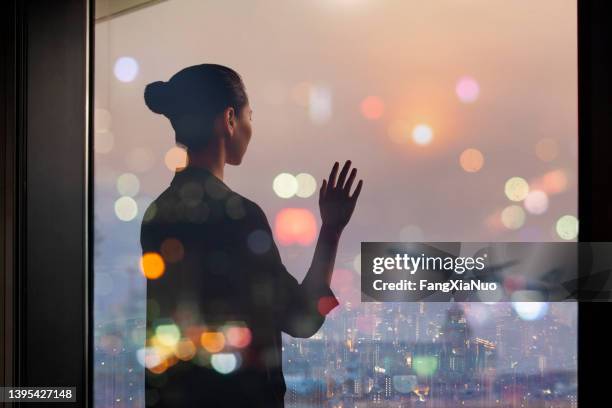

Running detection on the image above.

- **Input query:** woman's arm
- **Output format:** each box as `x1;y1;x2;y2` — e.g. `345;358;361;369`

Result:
267;160;363;337
303;160;363;290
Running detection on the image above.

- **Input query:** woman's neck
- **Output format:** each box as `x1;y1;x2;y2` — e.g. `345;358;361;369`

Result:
185;139;225;180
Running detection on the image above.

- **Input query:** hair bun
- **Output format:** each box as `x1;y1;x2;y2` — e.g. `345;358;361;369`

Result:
144;81;171;115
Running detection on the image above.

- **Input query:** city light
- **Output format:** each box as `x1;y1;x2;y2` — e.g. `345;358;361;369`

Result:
295;173;318;198
459;148;484;173
200;331;226;353
155;324;181;347
211;353;239;374
556;215;578;240
504;177;529;202
116;173;140;197
309;85;333;125
360;96;385;120
413;355;438;377
140;252;165;280
225;327;252;348
273;173;298;198
160;238;184;263
164;146;188;172
512;302;548;321
501;205;526;230
412;124;433;146
113;56;139;82
175;339;196;361
114;196;138;221
274;208;318;246
524;190;549;215
455;76;480;103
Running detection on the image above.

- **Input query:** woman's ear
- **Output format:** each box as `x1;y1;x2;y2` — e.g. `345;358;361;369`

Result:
225;107;236;135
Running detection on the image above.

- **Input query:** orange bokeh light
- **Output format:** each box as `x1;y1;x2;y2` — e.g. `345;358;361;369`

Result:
175;339;197;361
459;148;484;173
531;169;568;195
140;252;165;280
274;208;318;246
148;358;168;374
360;96;385;120
200;331;226;353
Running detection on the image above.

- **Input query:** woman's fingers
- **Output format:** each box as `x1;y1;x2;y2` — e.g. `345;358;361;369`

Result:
319;179;328;200
328;162;339;188
336;160;352;188
344;168;357;194
350;179;363;201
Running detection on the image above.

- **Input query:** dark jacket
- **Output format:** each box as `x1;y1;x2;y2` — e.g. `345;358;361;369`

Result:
141;166;338;407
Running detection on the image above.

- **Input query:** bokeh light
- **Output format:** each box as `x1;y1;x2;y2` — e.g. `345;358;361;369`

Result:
114;196;138;221
113;57;139;82
155;324;180;347
455;76;480;103
273;173;298;198
225;327;252;348
200;332;225;353
211;353;238;374
95;131;114;154
295;173;317;198
247;229;272;254
179;182;204;207
412;124;433;146
413;356;438;377
523;190;549;215
504;177;529;201
556;215;578;240
274;208;318;246
175;339;196;361
535;138;559;162
137;347;162;370
501;205;526;230
165;146;188;172
160;238;185;263
533;169;568;195
309;85;332;125
116;173;140;197
512;302;548;321
394;375;418;394
459;148;484;173
360;96;385;120
140;252;165;280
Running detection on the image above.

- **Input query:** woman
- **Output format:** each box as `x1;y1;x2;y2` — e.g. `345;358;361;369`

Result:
141;64;362;407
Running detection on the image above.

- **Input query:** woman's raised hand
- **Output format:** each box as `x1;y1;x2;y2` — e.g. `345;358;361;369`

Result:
319;160;363;235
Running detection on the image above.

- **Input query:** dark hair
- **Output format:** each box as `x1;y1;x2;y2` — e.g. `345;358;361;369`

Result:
144;64;248;150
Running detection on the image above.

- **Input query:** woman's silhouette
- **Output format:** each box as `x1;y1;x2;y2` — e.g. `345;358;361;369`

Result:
141;64;362;407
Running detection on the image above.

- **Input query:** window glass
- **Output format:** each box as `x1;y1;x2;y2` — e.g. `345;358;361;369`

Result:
94;1;577;406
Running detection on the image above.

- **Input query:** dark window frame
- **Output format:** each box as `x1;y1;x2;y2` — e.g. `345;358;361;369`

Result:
1;0;94;406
